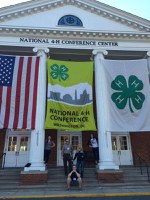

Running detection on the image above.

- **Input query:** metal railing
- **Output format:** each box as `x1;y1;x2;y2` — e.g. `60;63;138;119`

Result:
0;153;6;169
133;152;150;183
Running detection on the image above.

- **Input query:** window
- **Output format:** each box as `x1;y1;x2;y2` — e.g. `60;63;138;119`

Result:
58;15;83;26
8;137;17;151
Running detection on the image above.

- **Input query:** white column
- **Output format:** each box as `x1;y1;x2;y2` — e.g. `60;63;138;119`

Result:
147;52;150;75
24;47;49;171
93;50;119;170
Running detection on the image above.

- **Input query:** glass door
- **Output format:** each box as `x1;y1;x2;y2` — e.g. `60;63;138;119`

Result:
112;133;133;165
57;131;82;166
17;135;30;166
4;130;30;167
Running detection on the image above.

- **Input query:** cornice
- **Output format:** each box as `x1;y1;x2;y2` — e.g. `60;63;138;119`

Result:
0;27;149;41
0;0;149;33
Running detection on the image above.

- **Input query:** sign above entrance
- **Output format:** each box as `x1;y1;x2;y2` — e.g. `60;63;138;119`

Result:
20;37;118;47
1;36;150;49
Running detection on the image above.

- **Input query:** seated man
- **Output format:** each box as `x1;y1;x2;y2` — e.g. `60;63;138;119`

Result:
66;165;82;190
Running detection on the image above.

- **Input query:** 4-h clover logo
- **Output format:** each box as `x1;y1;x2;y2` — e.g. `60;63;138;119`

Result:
111;75;145;113
50;64;69;81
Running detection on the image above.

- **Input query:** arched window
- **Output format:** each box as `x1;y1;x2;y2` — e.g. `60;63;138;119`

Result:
58;15;83;26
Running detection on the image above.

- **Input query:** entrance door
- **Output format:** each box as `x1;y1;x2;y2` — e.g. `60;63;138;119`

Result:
57;131;82;166
4;130;31;167
111;133;133;166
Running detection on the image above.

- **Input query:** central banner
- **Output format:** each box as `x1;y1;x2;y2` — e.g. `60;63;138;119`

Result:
45;59;96;131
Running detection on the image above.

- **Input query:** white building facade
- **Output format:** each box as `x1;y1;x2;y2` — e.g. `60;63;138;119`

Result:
0;0;150;179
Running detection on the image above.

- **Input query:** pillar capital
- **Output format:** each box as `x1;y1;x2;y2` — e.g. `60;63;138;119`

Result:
147;51;150;57
33;47;49;56
92;50;108;57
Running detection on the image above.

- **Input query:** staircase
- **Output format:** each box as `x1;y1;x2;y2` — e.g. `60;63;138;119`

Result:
0;166;150;191
122;166;150;185
0;167;98;191
48;167;98;190
0;168;20;190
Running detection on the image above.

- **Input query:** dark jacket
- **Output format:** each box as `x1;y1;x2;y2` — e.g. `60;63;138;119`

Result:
73;151;85;162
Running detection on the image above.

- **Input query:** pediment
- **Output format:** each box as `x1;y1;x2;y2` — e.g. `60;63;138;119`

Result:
0;0;149;38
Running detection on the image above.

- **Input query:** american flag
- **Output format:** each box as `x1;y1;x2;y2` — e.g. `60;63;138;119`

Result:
0;55;40;129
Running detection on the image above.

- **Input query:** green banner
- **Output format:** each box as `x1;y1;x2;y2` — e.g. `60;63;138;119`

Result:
45;59;96;131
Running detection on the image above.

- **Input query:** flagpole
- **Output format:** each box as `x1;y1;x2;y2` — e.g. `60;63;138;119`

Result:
93;49;119;170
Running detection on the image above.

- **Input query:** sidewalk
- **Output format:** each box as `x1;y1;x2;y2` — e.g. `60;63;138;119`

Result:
1;185;150;199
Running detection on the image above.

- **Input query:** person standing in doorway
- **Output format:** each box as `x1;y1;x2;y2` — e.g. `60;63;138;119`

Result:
88;133;99;164
62;138;73;176
44;136;55;165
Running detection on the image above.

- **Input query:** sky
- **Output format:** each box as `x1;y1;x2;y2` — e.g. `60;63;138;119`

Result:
0;0;149;21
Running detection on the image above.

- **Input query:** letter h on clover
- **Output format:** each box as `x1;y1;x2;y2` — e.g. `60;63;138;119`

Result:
111;75;145;113
50;64;69;81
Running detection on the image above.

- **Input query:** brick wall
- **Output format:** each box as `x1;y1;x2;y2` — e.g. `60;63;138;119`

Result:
130;132;150;164
96;170;124;183
20;171;48;185
0;129;6;167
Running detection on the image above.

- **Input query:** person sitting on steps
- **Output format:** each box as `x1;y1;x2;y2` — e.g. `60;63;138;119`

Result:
66;165;82;191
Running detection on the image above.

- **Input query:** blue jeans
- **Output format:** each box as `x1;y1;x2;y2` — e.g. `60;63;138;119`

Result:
92;147;99;163
76;160;84;178
44;149;51;164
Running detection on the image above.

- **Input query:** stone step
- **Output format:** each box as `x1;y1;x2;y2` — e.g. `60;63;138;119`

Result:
122;166;149;183
0;181;150;192
0;166;150;191
0;167;98;191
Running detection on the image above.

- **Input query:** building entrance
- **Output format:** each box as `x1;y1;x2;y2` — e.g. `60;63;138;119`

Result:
4;130;31;167
111;133;133;165
57;131;82;166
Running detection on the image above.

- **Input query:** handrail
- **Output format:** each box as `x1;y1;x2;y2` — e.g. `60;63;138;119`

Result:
0;153;6;169
133;151;150;183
